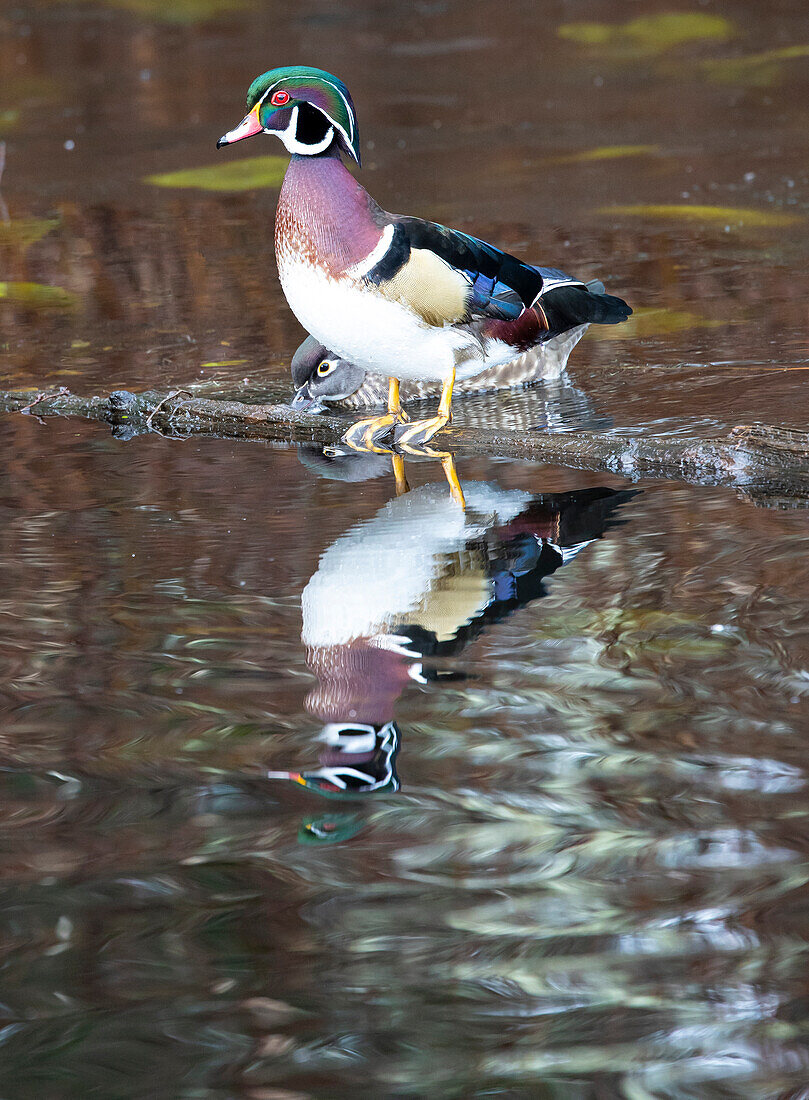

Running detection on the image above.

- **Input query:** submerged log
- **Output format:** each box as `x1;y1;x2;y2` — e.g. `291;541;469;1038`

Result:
2;385;808;505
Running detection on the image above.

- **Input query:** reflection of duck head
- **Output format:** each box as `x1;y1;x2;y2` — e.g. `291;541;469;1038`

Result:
298;811;366;845
268;720;400;798
269;478;636;817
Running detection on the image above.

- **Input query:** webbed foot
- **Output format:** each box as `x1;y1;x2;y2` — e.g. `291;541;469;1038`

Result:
342;378;410;453
342;413;399;453
394;412;450;450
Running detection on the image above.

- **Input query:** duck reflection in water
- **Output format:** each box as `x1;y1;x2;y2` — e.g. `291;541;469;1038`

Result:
270;451;635;840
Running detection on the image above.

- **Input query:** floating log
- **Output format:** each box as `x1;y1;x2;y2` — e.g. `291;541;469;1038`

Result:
2;385;808;506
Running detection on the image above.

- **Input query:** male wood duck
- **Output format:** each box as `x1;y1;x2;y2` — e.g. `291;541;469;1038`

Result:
218;66;632;449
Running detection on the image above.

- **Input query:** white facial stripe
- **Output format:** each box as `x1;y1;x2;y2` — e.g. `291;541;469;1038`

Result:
319;722;377;743
327;118;354;156
267;103;296;142
347;224;394;279
320;78;355;144
305;99;355;160
256;81;280;108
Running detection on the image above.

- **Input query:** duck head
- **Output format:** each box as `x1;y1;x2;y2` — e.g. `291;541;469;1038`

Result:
290;335;366;412
217;65;361;163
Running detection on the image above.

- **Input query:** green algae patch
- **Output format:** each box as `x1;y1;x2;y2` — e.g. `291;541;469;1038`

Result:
0;218;60;250
550;144;660;164
588;307;724;341
702;44;809;87
1;75;61;108
0;109;20;135
600;204;803;228
0;281;76;308
113;0;254;20
146;156;288;192
46;0;255;24
558;12;735;57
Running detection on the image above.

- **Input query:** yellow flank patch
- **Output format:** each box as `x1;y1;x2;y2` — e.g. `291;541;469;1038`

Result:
381;248;468;326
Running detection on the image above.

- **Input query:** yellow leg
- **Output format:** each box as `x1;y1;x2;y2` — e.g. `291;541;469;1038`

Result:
396;368;455;449
388;378;409;423
391;453;410;496
440;453;465;508
343;377;409;452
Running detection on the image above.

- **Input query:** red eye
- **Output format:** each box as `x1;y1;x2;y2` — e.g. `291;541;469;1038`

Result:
271;90;290;106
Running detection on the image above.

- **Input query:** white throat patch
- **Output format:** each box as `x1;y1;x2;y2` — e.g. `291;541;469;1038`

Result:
272;105;335;156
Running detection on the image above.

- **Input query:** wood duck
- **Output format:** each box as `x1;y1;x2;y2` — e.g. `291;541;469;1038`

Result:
218;66;632;450
294;364;612;437
267;720;401;799
289;316;589;413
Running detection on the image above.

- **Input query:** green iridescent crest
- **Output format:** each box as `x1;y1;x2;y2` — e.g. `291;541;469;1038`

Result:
246;65;360;164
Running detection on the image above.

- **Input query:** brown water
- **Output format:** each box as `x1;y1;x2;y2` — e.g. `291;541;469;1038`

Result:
2;0;809;1096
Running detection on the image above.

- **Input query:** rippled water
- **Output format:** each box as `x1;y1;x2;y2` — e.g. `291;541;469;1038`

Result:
1;417;808;1097
2;0;809;1095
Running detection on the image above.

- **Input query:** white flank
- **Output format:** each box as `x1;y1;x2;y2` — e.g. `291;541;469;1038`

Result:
277;253;588;385
276;254;471;382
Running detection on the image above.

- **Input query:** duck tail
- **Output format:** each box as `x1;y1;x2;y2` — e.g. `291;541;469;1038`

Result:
539;282;632;330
